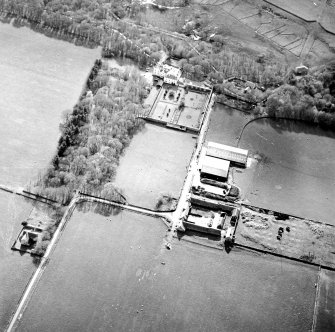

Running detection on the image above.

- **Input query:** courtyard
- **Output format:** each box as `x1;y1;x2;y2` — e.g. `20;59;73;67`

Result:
148;83;209;132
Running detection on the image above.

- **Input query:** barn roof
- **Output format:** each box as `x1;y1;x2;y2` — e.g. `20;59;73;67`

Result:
201;155;230;179
206;142;248;165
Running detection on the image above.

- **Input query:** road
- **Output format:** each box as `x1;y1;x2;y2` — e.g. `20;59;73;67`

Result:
5;88;216;331
168;91;215;237
6;192;173;332
6;194;78;332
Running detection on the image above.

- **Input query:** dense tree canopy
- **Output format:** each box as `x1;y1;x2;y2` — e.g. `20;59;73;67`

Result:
264;63;335;128
34;61;148;204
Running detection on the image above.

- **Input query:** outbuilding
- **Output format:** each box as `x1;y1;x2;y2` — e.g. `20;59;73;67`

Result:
295;65;308;75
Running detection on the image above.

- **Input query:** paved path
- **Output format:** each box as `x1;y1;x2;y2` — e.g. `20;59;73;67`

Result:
168;91;215;238
6;195;78;332
78;194;173;220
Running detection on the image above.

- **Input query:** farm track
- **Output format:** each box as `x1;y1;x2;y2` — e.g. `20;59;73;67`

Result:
197;0;332;59
218;2;307;57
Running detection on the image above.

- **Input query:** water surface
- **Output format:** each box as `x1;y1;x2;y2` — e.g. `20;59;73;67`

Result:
205;103;253;146
236;118;335;224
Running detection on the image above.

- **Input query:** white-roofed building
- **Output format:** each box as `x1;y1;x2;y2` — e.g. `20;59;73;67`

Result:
200;155;230;181
153;64;181;85
206;142;248;167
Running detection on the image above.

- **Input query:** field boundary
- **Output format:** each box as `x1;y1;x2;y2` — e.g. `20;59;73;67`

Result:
311;266;322;332
6;195;78;332
241;202;335;228
263;0;317;23
235;243;335;271
6;194;173;331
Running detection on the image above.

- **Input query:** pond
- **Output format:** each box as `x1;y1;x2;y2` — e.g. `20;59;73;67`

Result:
236;118;335;225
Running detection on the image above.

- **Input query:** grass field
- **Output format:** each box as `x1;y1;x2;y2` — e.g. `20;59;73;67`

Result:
113;123;195;209
150;86;183;123
320;5;335;34
314;269;335;332
264;0;320;21
0;22;100;187
230;2;259;19
140;7;186;32
177;91;207;129
16;202;319;332
144;87;160;108
151;100;177;122
149;86;207;130
309;38;335;61
0;192;36;331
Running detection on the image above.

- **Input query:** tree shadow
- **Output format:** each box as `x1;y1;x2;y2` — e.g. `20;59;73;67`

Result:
224;238;233;253
176;229;221;242
77;200;123;217
32;254;42;267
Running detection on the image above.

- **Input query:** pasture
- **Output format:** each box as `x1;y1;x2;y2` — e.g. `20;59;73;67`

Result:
15;203;319;332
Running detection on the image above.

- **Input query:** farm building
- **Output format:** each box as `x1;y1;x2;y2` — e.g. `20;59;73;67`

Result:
184;79;212;92
200;155;230;181
183;195;240;237
206;142;248;167
19;230;39;246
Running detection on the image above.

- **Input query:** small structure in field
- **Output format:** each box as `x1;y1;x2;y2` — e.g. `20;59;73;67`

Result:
295;65;308;75
12;224;43;255
19;230;39;247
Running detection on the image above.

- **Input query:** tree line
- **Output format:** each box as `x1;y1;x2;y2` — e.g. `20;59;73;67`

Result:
264;63;335;128
33;61;148;204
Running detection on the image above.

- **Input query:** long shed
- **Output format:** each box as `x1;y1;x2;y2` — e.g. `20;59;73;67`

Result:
200;155;230;181
206;142;248;167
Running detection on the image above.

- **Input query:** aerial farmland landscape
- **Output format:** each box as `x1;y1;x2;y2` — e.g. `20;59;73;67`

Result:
0;0;334;331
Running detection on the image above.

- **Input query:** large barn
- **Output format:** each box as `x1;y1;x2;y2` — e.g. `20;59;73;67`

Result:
206;142;248;167
200;155;230;181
